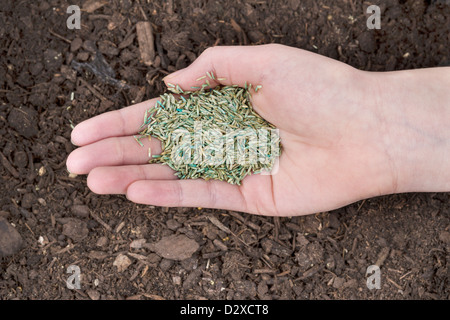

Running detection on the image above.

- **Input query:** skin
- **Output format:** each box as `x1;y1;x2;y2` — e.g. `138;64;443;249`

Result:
66;44;450;216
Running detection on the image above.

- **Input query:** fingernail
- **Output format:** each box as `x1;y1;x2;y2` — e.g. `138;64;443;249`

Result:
163;68;186;81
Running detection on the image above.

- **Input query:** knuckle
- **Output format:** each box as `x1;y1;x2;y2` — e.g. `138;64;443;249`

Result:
173;181;184;206
202;46;217;57
206;181;217;208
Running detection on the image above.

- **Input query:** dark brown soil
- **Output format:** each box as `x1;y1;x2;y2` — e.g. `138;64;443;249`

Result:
0;0;449;300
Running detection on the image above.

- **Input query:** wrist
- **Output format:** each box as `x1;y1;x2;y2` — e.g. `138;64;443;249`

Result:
370;67;450;194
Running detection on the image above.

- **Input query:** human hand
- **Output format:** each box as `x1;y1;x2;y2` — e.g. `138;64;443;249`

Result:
67;44;449;216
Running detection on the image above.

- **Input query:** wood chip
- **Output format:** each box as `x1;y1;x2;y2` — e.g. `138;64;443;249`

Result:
86;289;101;300
118;33;136;49
136;21;155;66
62;219;89;242
207;216;231;234
115;221;126;233
127;252;148;261
88;251;108;260
439;231;450;243
141;293;166;300
213;239;228;251
253;268;276;274
296;265;321;281
230;18;243;33
71;205;90;218
149;234;199;261
375;247;390;267
82;0;108;13
230;18;248;45
113;253;132;272
130;238;146;249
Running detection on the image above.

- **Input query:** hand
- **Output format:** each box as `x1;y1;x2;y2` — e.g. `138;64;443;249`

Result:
67;44;449;216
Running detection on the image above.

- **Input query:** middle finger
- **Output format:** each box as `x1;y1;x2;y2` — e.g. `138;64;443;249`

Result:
67;135;162;174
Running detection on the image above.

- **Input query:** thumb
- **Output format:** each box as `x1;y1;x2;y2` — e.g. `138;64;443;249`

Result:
163;45;273;91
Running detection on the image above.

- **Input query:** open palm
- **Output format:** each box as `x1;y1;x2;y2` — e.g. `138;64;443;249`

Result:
67;44;395;216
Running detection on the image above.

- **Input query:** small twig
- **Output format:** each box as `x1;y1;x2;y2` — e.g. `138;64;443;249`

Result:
57;176;79;182
140;293;166;300
387;277;403;290
356;199;366;212
253;268;276;274
375;247;390;267
276;270;291;277
55;243;75;255
78;78;109;102
273;217;280;242
350;237;358;255
24;222;35;237
48;29;71;44
88;14;111;20
294;265;321;281
207;215;250;247
155;33;168;69
90;210;112;232
136;0;149;21
399;270;413;280
207;215;231;234
0;152;19;178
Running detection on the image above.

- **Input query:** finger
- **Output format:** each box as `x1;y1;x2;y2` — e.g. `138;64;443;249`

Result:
67;135;162;174
163;45;277;91
87;164;175;194
71;97;159;146
126;179;248;212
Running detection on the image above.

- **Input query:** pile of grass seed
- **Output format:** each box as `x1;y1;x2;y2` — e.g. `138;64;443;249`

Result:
135;74;281;185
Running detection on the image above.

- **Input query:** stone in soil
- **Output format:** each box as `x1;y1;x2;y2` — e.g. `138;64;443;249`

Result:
61;218;89;242
7;106;39;138
0;217;23;257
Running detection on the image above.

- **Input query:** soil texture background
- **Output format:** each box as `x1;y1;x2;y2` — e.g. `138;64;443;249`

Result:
0;0;449;300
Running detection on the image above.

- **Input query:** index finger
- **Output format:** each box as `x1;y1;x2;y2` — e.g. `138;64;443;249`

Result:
71;98;159;146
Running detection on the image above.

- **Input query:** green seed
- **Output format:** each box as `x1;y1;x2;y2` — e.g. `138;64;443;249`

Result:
134;135;144;147
136;72;281;185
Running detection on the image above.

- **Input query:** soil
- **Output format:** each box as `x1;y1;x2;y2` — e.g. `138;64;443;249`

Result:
0;0;449;300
